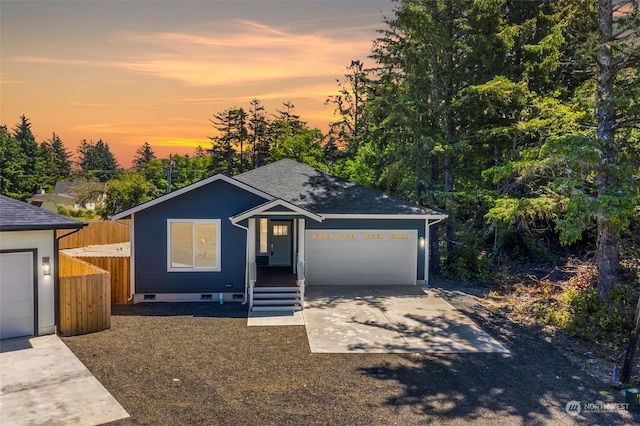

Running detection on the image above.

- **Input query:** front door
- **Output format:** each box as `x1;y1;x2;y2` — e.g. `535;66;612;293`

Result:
269;221;291;266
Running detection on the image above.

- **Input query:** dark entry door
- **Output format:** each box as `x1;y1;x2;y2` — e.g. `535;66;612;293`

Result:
269;221;291;266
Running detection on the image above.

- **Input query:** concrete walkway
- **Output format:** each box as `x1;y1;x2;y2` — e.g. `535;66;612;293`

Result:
303;286;509;354
1;334;129;426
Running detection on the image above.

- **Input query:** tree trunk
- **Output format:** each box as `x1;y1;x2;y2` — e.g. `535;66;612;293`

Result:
430;160;440;275
621;296;640;383
595;0;620;298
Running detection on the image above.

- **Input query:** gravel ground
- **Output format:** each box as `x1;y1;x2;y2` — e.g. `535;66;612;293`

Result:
62;288;640;426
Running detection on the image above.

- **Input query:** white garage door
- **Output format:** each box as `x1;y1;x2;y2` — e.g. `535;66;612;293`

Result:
304;230;417;285
0;252;35;339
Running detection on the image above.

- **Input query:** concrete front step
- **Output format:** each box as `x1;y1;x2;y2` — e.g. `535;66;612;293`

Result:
251;305;302;312
251;286;303;312
253;299;301;306
253;286;301;293
253;293;301;299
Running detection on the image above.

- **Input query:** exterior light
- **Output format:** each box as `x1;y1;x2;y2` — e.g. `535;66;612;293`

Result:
419;237;426;248
43;257;51;275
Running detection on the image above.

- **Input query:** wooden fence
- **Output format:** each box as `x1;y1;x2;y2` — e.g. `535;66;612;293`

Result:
57;219;131;249
76;256;131;305
59;253;111;336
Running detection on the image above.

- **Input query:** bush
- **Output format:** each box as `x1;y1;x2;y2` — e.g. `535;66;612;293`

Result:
536;282;640;349
57;206;95;220
442;232;491;282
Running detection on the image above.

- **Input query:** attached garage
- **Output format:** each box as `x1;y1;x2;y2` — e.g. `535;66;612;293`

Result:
0;251;36;339
305;230;418;285
0;194;85;340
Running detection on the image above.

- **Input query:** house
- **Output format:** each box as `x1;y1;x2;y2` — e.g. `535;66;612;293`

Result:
0;194;85;339
111;159;447;310
27;181;106;212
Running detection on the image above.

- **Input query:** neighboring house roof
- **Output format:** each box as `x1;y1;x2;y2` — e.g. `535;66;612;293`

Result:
235;159;442;216
54;182;106;197
0;194;86;231
111;159;446;220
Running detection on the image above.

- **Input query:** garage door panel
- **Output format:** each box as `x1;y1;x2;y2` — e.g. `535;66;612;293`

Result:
305;230;417;286
0;284;32;302
0;252;35;339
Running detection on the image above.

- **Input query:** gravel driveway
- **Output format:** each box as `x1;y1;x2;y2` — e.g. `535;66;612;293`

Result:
62;288;638;425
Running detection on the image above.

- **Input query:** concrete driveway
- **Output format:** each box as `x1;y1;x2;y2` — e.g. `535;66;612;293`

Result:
303;286;509;354
0;334;129;426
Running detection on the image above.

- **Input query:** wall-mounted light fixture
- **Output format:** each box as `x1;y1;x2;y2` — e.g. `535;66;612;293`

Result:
419;237;426;248
42;257;51;275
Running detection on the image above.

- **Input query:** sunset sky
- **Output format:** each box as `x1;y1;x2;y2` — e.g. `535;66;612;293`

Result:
1;0;394;167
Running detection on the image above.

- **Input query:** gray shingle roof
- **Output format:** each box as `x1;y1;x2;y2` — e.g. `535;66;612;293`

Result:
234;159;443;216
0;194;86;231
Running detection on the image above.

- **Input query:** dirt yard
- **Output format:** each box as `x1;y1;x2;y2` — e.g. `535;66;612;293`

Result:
62;286;639;425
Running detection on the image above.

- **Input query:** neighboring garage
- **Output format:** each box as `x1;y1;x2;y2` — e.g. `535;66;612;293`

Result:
305;229;418;285
0;195;85;340
0;251;36;339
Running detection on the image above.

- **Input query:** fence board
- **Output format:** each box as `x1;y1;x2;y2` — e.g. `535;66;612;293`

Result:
59;254;111;336
57;220;131;249
76;256;131;305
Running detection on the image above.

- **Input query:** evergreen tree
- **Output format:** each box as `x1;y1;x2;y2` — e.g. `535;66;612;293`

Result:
11;115;44;195
40;132;71;188
0;125;29;199
208;108;247;175
132;142;156;172
326;60;369;162
76;139;119;181
248;98;269;168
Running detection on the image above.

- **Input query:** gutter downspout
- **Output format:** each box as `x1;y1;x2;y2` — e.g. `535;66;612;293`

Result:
230;219;250;305
55;227;84;335
112;218;134;301
425;217;445;288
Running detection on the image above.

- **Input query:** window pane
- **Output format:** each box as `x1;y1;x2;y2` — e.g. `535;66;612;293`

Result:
338;233;359;239
195;223;217;268
171;222;193;267
259;218;268;253
273;225;288;236
312;233;333;239
388;233;409;239
363;233;384;240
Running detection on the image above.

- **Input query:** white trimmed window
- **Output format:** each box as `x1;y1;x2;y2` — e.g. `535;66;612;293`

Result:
167;219;221;272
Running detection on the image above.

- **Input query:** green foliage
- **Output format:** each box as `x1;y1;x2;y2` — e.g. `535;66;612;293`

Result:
100;171;160;218
76;139;120;181
269;128;326;170
57;206;96;220
132;142;156;172
538;282;640;348
0;125;29;199
441;231;491;282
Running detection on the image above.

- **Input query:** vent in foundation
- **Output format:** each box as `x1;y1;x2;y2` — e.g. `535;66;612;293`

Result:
200;294;213;300
143;294;156;301
232;293;243;300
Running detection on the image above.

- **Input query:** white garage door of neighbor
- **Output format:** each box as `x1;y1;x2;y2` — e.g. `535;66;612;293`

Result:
304;230;418;285
0;252;35;339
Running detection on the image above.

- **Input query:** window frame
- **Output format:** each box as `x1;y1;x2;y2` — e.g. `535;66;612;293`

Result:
167;219;221;272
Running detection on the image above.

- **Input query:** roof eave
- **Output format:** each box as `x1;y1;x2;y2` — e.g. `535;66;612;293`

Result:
231;199;323;224
0;222;87;232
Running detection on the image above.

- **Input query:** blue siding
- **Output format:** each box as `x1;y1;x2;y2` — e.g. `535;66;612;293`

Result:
306;218;427;281
134;180;267;293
